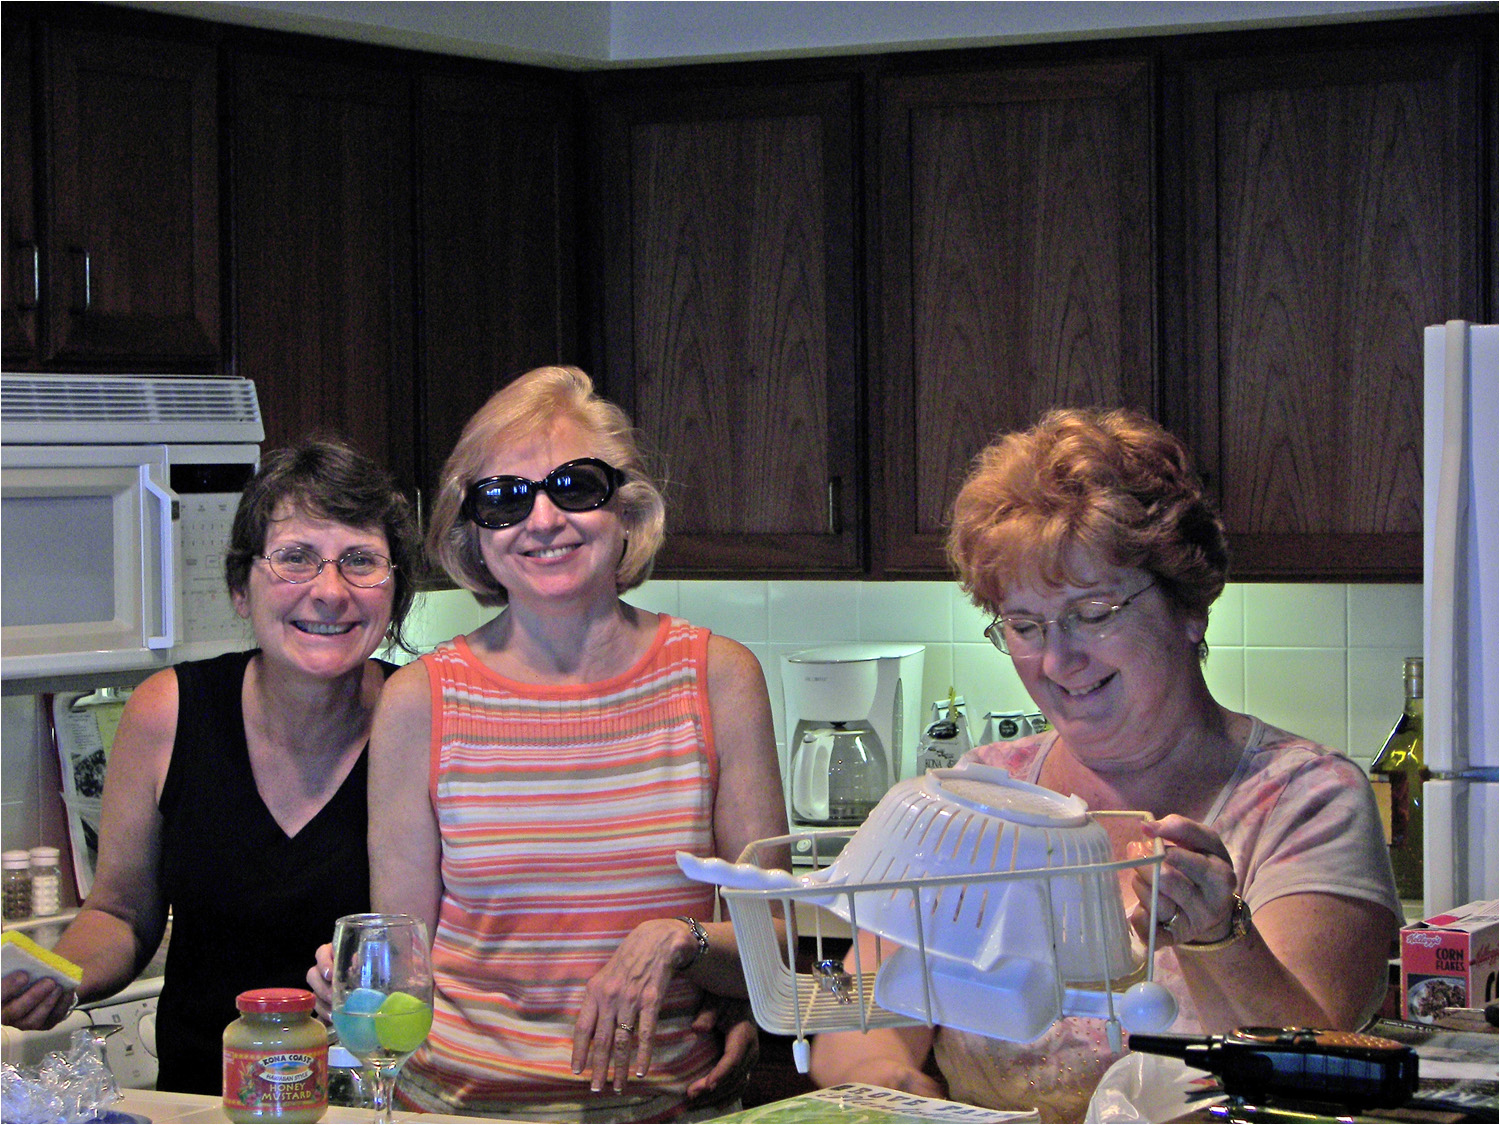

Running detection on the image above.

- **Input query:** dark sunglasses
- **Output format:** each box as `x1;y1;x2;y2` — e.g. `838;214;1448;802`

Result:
461;458;626;530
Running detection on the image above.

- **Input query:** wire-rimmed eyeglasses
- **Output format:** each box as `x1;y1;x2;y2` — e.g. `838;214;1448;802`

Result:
985;581;1155;656
260;545;395;588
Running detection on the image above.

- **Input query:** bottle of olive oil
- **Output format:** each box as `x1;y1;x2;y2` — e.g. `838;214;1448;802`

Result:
1370;657;1425;901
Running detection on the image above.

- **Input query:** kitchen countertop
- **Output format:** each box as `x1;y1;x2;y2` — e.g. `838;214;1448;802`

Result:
113;1088;501;1123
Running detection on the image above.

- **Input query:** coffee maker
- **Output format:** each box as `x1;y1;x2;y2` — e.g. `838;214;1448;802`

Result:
781;644;925;831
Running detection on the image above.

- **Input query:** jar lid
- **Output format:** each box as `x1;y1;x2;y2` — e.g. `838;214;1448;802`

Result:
3;850;31;869
236;987;316;1014
28;847;60;865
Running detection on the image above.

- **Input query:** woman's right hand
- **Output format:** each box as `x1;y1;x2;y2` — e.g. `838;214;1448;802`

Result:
2;972;76;1031
306;943;335;1020
846;1057;946;1099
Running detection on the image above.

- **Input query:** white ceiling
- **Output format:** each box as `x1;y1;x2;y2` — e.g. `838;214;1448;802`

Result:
114;1;1488;68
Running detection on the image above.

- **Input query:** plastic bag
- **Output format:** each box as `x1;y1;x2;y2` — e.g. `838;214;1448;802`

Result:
1085;1050;1219;1123
0;1029;122;1123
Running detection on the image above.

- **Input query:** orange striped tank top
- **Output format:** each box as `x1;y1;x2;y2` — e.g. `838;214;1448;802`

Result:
399;614;722;1121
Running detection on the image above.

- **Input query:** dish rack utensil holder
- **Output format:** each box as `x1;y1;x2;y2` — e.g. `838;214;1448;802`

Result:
679;769;1175;1072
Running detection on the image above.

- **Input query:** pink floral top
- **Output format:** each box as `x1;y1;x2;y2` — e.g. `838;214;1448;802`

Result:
931;718;1401;1122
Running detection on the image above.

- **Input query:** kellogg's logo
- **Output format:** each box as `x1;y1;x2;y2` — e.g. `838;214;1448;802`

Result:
1405;932;1447;948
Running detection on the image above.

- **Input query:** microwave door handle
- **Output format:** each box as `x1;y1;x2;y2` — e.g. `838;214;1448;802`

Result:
142;472;176;650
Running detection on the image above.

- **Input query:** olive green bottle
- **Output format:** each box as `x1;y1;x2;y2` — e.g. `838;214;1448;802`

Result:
1370;657;1425;901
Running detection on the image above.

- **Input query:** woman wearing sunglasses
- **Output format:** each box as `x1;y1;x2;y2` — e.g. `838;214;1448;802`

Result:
809;409;1401;1122
356;366;787;1121
2;439;420;1095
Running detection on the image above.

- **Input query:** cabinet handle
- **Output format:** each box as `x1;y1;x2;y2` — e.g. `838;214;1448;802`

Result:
827;477;842;536
69;247;92;312
16;243;39;309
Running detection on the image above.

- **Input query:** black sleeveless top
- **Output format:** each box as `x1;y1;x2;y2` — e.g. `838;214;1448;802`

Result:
154;650;389;1094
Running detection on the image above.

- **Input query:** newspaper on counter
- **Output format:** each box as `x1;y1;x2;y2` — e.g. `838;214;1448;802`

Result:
711;1083;1039;1123
1364;1017;1499;1116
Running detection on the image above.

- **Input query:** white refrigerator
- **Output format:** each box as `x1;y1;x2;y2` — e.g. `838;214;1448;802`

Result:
1422;320;1500;916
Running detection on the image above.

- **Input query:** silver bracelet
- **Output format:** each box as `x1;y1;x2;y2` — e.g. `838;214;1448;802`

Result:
675;915;709;968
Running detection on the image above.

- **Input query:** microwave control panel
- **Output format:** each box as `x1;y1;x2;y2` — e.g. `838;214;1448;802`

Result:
170;450;258;648
178;491;248;643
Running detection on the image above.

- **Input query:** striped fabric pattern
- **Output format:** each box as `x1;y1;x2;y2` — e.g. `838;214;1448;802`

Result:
400;615;723;1119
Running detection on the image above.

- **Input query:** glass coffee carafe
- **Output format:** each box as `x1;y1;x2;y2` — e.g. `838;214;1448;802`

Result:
791;721;889;825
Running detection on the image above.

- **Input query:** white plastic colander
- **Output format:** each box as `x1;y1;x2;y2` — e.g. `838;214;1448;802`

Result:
677;763;1176;1068
804;766;1134;979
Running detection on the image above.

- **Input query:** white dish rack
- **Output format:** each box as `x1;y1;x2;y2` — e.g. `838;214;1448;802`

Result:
680;770;1176;1072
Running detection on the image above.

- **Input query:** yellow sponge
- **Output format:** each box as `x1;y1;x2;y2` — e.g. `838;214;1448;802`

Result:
1;930;82;989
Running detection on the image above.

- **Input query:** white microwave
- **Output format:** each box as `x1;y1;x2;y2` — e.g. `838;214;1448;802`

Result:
1;374;263;687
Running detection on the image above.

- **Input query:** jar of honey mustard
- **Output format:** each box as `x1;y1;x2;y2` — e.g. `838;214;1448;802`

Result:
222;988;328;1123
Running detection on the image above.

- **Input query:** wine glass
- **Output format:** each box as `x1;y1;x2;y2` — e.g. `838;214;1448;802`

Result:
330;913;434;1123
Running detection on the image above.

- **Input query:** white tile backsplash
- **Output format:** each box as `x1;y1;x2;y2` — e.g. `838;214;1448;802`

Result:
1205;584;1244;647
1202;646;1245;713
1348;584;1425;649
1245;648;1350;752
859;582;953;643
2;696;51;852
677;580;766;643
1;580;1424;845
1243;583;1348;647
767;581;862;645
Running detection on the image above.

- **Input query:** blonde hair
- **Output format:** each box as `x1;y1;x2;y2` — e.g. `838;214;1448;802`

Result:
946;407;1228;622
427;367;667;606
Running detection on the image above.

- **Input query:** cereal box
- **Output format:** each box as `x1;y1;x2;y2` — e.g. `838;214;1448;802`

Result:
1400;900;1499;1022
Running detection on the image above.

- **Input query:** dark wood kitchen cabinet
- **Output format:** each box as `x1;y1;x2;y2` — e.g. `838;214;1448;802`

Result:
231;50;416;490
1;17;220;371
415;69;580;495
875;59;1157;575
591;76;862;576
2;15;39;362
1167;31;1489;580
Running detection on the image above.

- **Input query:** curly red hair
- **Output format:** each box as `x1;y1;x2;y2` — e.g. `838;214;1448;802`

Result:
946;408;1229;623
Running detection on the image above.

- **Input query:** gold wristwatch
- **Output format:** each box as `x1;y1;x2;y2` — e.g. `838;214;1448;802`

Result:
1179;894;1251;951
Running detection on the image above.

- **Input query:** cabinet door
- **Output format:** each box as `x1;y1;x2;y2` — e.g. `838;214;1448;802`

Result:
232;51;415;490
417;71;578;495
593;78;860;576
877;60;1156;575
45;25;219;367
1171;36;1485;579
2;15;39;362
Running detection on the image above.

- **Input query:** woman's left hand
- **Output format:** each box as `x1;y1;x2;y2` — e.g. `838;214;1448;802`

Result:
306;943;335;1021
1129;815;1241;946
685;994;759;1101
572;917;698;1092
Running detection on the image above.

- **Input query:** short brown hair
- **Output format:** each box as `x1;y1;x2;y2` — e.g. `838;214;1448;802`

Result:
225;438;420;651
946;407;1229;623
427;366;667;606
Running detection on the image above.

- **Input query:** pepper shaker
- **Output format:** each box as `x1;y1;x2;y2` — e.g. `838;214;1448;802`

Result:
2;850;33;920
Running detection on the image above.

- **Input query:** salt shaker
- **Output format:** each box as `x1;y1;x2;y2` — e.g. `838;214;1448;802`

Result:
28;846;63;917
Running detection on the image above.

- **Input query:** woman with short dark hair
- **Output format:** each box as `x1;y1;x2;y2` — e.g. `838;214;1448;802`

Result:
1;438;419;1096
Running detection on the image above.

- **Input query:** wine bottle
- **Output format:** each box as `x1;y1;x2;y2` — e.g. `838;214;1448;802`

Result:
1369;657;1425;901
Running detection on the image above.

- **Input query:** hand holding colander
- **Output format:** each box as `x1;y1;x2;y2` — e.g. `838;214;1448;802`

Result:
681;765;1137;978
675;763;1176;1053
